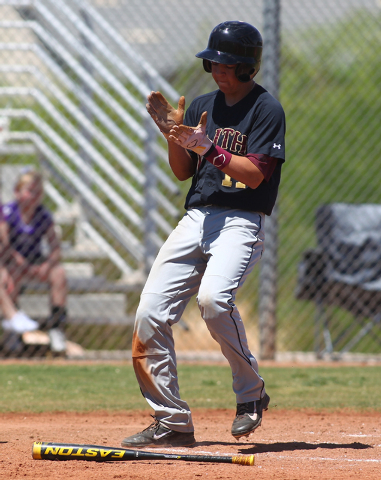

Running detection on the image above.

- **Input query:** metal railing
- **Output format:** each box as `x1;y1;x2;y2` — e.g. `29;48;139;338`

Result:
0;0;181;277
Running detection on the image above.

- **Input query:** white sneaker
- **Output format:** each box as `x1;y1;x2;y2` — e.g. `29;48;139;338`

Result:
1;311;39;334
49;328;67;353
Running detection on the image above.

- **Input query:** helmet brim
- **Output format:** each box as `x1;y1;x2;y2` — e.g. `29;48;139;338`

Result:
196;48;257;66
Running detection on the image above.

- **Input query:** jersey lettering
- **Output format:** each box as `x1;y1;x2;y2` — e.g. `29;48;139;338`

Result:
220;129;235;149
231;131;247;154
213;128;223;145
213;128;247;154
212;128;249;189
222;174;246;189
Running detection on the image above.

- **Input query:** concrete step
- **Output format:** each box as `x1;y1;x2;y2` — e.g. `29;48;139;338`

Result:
18;293;129;324
20;275;142;294
61;241;108;260
63;262;94;279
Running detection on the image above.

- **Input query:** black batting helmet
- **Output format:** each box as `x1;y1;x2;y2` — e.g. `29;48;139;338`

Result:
195;21;263;83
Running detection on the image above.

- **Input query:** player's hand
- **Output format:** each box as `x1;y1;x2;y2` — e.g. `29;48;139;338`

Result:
169;111;212;155
146;91;185;138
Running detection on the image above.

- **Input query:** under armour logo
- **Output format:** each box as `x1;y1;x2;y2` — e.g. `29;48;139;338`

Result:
273;143;281;149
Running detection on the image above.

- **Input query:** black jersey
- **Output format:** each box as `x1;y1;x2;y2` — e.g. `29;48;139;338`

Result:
183;84;286;215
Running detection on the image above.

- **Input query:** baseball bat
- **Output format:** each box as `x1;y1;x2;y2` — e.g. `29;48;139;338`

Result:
32;442;254;466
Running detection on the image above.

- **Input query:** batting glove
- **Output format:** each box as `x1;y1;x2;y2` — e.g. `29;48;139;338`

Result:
169;111;213;155
146;91;185;139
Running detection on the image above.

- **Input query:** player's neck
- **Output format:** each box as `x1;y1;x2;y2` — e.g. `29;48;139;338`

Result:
223;81;256;107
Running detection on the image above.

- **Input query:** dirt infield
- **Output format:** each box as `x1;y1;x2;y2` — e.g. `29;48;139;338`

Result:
1;408;380;479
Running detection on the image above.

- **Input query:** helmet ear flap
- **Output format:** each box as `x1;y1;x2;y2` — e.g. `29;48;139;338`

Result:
235;63;257;82
203;59;212;73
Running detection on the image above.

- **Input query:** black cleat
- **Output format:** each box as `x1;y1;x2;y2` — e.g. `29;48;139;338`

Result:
231;393;270;439
121;417;196;448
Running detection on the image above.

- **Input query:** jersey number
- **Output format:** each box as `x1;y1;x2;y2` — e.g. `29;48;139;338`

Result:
222;174;246;189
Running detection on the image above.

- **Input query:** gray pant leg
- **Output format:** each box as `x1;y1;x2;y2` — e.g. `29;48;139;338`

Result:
133;210;206;432
133;207;266;431
197;208;266;403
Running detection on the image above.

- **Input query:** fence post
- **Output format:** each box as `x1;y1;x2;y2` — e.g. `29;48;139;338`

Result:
259;0;281;360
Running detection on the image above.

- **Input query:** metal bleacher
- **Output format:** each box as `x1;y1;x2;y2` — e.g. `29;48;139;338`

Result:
0;0;182;354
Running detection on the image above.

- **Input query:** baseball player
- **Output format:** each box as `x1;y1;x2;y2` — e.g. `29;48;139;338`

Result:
121;20;286;448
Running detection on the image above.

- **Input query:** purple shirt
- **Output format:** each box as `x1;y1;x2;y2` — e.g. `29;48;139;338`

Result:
2;201;53;264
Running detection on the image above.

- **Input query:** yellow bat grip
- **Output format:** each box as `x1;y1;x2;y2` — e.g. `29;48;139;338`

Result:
232;454;255;466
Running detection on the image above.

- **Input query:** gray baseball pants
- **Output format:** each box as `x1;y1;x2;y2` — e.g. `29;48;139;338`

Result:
132;206;266;432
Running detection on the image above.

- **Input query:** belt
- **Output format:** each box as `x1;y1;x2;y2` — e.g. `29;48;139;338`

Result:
187;204;214;210
188;205;264;215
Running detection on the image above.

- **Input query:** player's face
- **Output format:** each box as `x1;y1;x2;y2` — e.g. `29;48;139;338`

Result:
211;62;242;95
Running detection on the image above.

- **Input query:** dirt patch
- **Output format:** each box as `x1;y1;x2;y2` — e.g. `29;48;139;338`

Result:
1;409;380;479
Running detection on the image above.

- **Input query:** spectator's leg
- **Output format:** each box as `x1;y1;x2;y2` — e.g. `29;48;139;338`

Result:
47;306;68;329
0;267;39;334
49;264;67;308
38;263;67;329
48;264;68;331
0;268;18;319
38;264;68;354
1;264;24;304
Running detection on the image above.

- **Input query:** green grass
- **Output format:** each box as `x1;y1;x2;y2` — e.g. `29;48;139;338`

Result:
1;364;380;413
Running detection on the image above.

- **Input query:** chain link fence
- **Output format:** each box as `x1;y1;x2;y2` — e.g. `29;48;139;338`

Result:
0;0;380;359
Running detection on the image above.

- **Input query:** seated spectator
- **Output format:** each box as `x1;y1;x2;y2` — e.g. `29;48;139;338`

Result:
0;169;68;354
0;202;39;334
